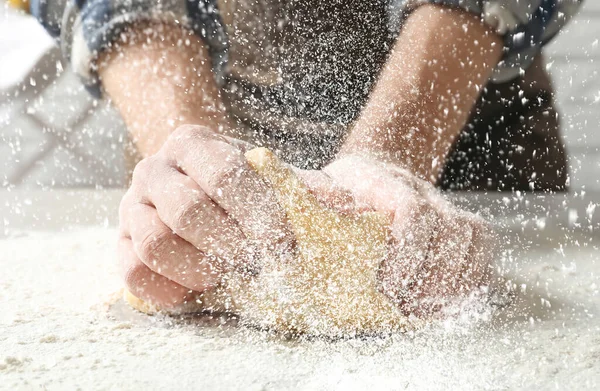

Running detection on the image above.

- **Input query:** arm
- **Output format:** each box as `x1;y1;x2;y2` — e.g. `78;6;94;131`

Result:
340;4;502;182
322;5;502;308
21;0;231;158
97;22;231;157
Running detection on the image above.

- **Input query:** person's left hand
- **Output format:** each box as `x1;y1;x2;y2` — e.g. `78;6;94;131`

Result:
309;154;496;315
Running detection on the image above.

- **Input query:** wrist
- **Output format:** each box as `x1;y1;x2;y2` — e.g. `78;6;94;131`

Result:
338;122;433;181
325;151;407;185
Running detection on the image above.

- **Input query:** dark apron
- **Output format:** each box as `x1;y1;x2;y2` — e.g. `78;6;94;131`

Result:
440;55;568;192
216;0;568;191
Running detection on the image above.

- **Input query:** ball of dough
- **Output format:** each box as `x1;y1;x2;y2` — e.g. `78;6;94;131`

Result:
126;148;414;337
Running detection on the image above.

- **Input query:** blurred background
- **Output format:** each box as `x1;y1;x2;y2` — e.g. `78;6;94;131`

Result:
1;0;598;191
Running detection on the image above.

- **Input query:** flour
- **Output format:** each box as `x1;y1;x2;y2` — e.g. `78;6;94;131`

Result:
1;227;599;390
126;148;412;337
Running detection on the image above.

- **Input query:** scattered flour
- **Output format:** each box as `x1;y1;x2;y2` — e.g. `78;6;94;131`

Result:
1;227;599;390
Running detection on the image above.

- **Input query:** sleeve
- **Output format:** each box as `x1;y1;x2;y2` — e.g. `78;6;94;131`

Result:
28;0;228;97
393;0;584;83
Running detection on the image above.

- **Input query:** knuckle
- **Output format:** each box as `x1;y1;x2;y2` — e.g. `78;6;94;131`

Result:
138;228;172;265
332;187;355;206
131;156;169;198
171;197;204;233
122;262;148;292
208;164;245;196
131;156;156;183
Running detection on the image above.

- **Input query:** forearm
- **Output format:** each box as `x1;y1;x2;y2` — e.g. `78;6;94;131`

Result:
98;22;231;157
340;4;502;182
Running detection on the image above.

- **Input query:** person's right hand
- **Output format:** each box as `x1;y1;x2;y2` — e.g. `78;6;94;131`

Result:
117;125;294;309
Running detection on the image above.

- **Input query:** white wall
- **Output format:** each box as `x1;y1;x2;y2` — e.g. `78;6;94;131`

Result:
545;0;600;191
1;0;598;190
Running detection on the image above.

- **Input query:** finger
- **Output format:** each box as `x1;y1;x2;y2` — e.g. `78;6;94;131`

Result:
132;156;250;268
420;193;494;296
463;214;496;287
164;125;293;255
127;202;222;292
423;208;474;296
118;236;193;309
378;195;439;305
405;208;482;316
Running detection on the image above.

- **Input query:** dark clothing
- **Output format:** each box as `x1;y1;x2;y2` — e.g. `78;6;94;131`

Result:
31;0;574;191
219;2;569;191
441;55;568;191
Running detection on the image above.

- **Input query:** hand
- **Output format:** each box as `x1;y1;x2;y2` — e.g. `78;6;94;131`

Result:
323;155;495;315
117;125;294;309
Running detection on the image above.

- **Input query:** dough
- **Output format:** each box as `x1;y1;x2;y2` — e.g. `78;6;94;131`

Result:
126;148;411;336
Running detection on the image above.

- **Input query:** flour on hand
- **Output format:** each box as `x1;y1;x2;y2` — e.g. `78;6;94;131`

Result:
126;147;414;337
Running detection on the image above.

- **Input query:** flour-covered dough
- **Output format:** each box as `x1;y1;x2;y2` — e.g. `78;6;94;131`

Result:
126;147;411;336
